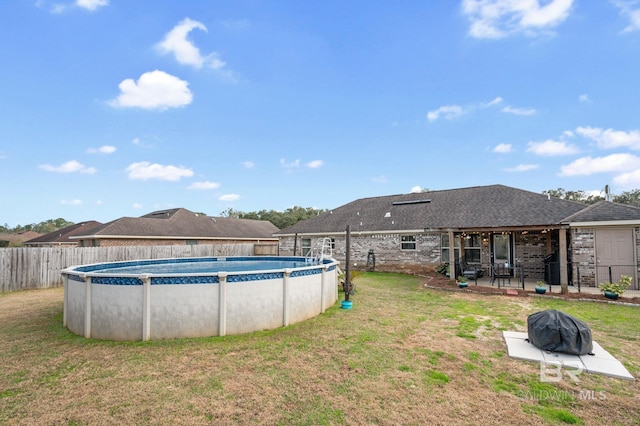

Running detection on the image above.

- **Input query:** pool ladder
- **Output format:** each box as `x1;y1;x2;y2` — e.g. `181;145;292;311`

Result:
309;238;333;264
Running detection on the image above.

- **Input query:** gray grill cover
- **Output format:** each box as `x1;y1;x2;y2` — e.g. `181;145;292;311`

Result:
527;310;593;355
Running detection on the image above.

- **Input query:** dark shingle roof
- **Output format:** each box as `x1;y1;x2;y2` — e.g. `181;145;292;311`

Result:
24;221;102;245
562;200;640;223
276;185;638;235
74;208;279;240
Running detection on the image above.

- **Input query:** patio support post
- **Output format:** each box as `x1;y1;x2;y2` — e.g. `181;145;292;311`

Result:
559;228;569;294
448;230;455;282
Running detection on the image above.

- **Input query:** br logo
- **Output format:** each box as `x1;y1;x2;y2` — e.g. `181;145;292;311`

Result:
539;361;583;383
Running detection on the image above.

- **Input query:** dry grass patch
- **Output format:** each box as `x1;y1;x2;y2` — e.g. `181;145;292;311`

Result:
1;274;639;425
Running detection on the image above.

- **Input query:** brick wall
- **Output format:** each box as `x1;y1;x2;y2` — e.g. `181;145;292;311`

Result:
80;238;275;247
513;231;553;280
571;228;596;287
279;233;441;275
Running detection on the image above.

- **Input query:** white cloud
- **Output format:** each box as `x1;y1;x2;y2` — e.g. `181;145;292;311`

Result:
109;70;192;110
188;181;221;190
427;105;464;122
219;194;240;201
578;94;589;103
372;175;388;183
280;158;301;170
461;0;574;39
132;203;143;209
60;199;83;205
39;160;96;174
484;96;503;107
126;161;194;181
526;140;579;156
612;0;640;33
502;105;536;116
156;18;228;70
76;0;108;11
560;153;640;176
87;145;116;154
493;143;512;153
504;164;539;172
307;160;324;168
427;97;513;122
576;126;640;150
242;161;255;169
614;168;640;188
410;185;424;193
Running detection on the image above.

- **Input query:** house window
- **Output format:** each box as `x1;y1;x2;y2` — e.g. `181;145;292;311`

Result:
441;234;460;262
401;235;416;250
328;237;335;250
301;238;312;256
463;234;481;264
186;240;198;245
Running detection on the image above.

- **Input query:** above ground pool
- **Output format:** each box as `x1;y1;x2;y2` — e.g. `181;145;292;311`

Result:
61;256;339;341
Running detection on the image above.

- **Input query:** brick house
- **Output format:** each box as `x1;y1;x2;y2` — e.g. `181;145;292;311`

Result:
72;208;280;251
275;185;640;288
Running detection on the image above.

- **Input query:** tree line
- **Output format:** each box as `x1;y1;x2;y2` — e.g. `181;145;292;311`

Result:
220;206;327;230
541;188;640;207
1;218;75;235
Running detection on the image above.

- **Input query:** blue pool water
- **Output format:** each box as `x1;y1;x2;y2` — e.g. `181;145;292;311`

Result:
74;256;320;275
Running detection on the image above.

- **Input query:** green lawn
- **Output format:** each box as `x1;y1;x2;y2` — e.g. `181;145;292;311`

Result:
1;272;639;425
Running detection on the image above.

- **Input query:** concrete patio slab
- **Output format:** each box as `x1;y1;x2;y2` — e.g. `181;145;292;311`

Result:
503;331;634;381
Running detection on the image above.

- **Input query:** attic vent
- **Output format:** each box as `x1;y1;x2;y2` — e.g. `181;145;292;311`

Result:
392;199;431;206
384;212;391;218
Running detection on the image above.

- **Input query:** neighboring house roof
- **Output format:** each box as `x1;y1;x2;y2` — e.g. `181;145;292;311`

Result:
276;185;640;236
72;208;280;241
23;221;103;246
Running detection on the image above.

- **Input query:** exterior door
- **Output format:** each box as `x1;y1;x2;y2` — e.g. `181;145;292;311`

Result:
596;228;635;285
493;234;511;266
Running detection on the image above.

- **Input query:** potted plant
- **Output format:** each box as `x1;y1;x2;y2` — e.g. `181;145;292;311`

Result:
535;280;547;294
457;276;469;288
599;275;632;300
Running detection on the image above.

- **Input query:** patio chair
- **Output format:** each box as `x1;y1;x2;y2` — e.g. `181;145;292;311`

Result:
490;263;512;286
462;262;483;280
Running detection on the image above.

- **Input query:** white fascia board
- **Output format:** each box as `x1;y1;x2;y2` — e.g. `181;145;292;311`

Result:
69;235;278;241
569;220;640;227
276;229;428;237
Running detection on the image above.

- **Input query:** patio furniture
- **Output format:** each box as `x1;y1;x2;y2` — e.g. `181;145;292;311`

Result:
491;263;512;286
462;262;483;280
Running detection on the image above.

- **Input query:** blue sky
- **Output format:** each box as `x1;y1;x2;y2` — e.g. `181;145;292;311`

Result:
2;0;640;227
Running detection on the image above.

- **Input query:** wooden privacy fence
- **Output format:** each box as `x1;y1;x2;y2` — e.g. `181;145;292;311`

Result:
0;243;276;292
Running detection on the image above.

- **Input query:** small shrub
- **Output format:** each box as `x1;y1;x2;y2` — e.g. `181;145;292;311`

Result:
599;275;632;296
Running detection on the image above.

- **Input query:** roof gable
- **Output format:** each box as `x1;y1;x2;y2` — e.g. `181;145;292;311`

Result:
562;200;640;223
